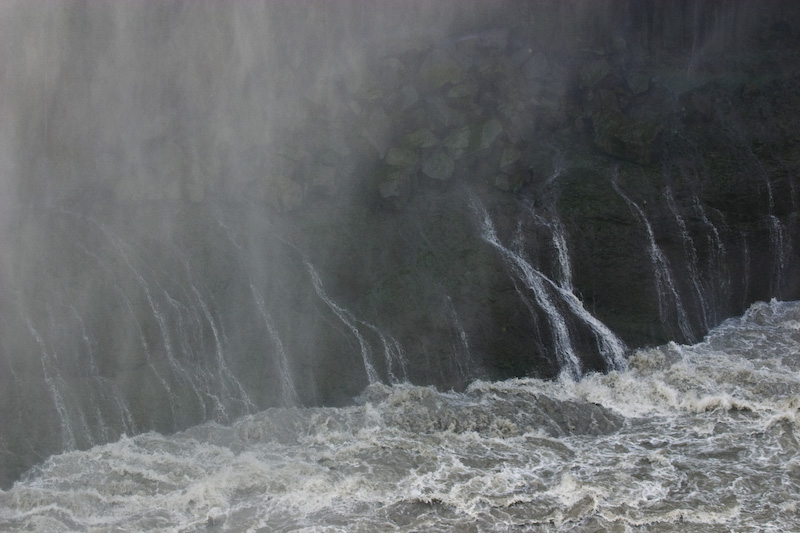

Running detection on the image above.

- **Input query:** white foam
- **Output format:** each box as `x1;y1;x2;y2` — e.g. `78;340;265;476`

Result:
2;301;799;532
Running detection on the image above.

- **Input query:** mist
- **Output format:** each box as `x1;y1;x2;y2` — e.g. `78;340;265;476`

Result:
1;0;799;490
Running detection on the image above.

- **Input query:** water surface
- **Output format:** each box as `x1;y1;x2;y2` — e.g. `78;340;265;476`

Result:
1;299;798;531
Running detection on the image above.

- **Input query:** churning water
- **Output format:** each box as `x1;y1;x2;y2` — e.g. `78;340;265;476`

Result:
1;299;798;532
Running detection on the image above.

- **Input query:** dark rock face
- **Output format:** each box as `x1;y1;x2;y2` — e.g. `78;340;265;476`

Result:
590;111;664;165
1;0;800;488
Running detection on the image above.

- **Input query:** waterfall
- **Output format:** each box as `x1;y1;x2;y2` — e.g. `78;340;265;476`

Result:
179;255;258;419
250;286;300;407
371;324;408;385
550;286;628;372
471;195;627;377
549;218;574;293
443;295;476;383
612;177;695;343
522;205;626;370
769;215;789;297
25;319;78;451
304;260;410;386
43;210;266;432
472;199;582;379
73;237;181;429
665;187;710;331
694;198;729;324
524;205;574;293
305;261;381;385
212;212;300;407
97;223;211;424
67;303;114;443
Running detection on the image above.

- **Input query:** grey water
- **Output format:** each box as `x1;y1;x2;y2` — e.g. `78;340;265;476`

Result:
1;299;798;532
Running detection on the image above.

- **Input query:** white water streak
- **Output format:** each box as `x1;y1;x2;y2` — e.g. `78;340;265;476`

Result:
251;283;300;406
518;205;626;371
524;206;573;293
665;187;710;331
545;148;566;185
741;231;751;308
694;198;729;321
550;218;574;293
444;295;475;382
25;319;76;451
182;258;257;417
74;240;179;426
612;178;694;342
365;322;409;385
213;213;300;407
306;261;380;384
769;215;789;297
472;199;582;379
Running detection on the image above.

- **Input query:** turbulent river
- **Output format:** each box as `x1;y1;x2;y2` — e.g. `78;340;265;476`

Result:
1;299;798;532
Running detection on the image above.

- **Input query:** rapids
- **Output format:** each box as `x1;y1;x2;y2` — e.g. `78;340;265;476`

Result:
1;299;798;532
